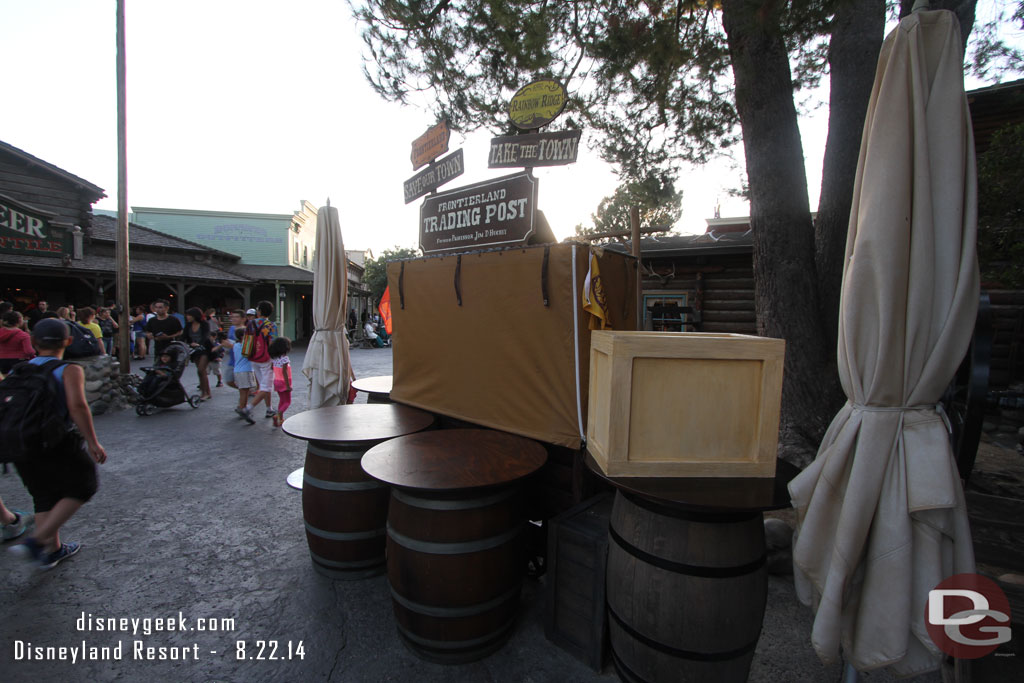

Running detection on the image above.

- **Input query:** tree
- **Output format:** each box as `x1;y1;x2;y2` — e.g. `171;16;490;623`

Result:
363;246;420;304
977;122;1024;288
352;0;1018;464
574;172;682;242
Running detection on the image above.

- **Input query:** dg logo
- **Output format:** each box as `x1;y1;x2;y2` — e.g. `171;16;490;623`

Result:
926;574;1012;659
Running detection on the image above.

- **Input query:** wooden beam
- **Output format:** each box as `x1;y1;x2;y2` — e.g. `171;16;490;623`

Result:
575;226;670;242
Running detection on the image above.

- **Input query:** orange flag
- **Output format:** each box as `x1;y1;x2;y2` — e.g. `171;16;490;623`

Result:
379;286;393;335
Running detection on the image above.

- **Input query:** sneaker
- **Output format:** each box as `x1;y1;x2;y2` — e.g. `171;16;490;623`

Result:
8;536;45;563
40;542;80;570
1;511;34;542
242;408;255;425
234;407;247;419
265;409;277;419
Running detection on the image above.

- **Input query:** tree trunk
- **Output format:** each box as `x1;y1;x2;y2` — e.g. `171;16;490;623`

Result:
815;0;885;357
721;0;838;466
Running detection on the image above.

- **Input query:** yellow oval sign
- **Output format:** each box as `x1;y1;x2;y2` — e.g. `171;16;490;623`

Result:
508;80;568;130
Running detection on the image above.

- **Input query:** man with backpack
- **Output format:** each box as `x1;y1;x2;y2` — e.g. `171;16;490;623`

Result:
242;300;276;421
3;318;107;569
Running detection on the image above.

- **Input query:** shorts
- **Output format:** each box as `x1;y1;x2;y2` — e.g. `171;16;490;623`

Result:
235;371;257;389
252;361;273;393
222;365;235;384
15;432;98;512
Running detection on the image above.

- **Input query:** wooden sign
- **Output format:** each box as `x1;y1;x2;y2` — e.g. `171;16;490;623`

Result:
403;149;465;204
410;120;450;171
488;130;582;169
420;172;538;254
509;80;568;130
0;195;69;257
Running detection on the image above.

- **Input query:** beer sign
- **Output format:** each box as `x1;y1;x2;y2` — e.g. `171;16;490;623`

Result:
420;172;538;254
0;195;69;257
509;80;568;130
410;120;450;170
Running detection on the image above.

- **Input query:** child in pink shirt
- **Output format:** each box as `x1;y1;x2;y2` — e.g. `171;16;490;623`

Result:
269;337;292;429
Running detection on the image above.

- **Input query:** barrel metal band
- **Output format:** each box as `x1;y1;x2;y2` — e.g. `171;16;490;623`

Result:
309;550;384;569
608;605;759;662
303;473;383;491
391;487;516;511
389;583;520;618
306;442;368;460
305;521;385;541
622;491;760;524
609;525;766;578
387;523;521;555
396;616;516;651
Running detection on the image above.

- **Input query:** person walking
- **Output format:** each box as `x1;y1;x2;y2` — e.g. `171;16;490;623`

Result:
269;337;292;429
244;301;276;421
97;307;117;356
231;327;256;425
130;306;148;359
0;311;35;374
144;299;183;357
0;497;33;542
7;319;107;570
26;300;47;330
183;307;212;401
77;307;104;354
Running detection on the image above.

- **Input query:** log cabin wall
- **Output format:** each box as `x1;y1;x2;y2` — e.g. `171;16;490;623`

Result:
641;254;757;335
0;140;105;230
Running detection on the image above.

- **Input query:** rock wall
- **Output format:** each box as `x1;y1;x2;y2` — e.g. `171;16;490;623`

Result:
69;355;126;416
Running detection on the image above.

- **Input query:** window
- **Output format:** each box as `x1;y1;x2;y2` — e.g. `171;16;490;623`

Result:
293;242;299;264
303;246;308;267
643;292;694;332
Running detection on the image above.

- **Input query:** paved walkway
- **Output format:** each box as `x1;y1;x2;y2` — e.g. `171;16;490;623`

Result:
1;345;948;682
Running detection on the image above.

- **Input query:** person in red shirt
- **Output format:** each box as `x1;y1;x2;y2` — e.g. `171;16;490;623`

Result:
0;311;35;374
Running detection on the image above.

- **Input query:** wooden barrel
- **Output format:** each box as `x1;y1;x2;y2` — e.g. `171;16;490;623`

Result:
302;440;391;579
385;486;527;663
606;491;768;683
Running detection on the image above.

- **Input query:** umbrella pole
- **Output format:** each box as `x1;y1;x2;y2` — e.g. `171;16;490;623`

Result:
843;662;859;683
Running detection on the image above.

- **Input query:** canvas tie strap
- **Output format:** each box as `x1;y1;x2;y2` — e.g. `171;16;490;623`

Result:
454;255;463;306
399;262;406;309
541;246;550;307
850;402;952;433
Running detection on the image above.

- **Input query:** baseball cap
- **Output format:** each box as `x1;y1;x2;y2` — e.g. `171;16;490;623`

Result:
246;308;257;315
32;318;70;342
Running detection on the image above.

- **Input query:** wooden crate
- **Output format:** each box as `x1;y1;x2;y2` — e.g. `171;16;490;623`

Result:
545;493;614;671
587;331;785;478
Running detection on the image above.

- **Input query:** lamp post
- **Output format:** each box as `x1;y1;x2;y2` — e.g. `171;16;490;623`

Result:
278;284;287;336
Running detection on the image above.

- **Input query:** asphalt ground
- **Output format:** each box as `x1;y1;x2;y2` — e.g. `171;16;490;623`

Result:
0;345;985;682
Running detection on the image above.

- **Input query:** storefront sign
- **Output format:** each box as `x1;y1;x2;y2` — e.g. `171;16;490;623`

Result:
488;130;582;169
410;120;451;171
403;149;465;204
0;196;69;257
509;80;568;130
420;172;538;254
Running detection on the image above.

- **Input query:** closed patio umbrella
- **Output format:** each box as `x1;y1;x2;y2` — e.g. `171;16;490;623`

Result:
302;203;353;408
788;7;979;677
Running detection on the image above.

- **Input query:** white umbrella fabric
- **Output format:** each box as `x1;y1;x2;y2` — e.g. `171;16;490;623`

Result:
788;9;979;677
302;204;353;408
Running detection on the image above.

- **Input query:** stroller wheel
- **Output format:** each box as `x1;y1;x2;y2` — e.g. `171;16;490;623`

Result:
136;404;147;416
188;396;202;408
143;404;157;416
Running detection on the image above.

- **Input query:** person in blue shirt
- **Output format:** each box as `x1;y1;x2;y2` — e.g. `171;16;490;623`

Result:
8;319;108;570
231;327;256;425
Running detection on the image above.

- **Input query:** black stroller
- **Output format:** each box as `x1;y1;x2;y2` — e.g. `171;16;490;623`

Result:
132;341;202;415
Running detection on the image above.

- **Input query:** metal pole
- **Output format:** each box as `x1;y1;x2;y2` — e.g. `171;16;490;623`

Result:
630;206;642;329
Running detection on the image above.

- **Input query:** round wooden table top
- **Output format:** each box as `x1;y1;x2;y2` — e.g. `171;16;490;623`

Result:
282;404;434;445
361;429;547;492
351;375;393;395
585;452;799;513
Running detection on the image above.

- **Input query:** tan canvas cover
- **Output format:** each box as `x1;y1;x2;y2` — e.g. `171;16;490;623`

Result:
387;244;636;448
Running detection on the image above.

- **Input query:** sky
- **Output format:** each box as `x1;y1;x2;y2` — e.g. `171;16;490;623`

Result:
1;1;1019;255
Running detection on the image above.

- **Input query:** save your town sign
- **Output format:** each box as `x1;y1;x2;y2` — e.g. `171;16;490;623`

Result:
0;195;71;257
419;172;537;254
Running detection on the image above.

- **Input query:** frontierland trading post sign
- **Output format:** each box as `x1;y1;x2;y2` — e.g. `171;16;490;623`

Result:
420;172;537;254
0;195;70;257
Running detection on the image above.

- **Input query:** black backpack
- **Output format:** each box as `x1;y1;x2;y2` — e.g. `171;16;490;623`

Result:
0;359;71;464
65;321;102;359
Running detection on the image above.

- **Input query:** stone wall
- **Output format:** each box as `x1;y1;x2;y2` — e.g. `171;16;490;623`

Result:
70;355;126;416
